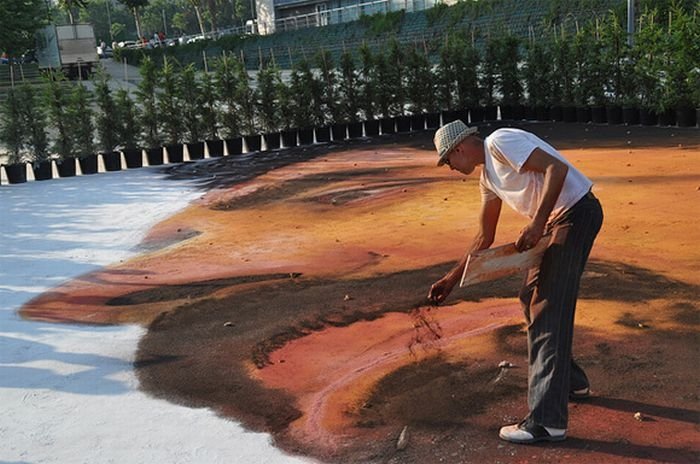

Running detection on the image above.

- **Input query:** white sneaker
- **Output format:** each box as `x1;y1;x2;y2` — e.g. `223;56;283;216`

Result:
499;419;566;444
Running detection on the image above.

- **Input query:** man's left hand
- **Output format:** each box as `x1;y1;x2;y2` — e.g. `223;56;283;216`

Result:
515;220;545;252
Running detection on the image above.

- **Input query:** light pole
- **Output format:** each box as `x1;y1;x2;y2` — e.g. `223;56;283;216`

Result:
627;0;635;46
106;0;113;41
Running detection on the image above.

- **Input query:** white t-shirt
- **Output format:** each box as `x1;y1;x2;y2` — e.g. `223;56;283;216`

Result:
480;128;593;222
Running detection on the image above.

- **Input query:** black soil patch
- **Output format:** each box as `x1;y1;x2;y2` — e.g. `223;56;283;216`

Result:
106;273;299;306
357;355;526;428
134;258;698;460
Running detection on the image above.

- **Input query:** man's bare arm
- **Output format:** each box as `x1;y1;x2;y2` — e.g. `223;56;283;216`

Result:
428;195;502;303
515;148;568;251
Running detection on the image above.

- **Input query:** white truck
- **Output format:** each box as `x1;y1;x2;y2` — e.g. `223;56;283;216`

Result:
36;24;99;79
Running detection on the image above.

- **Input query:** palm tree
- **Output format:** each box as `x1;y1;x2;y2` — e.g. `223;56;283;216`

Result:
57;0;88;25
118;0;149;40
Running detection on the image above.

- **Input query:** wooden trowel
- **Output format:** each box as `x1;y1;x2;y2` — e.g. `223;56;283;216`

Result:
459;235;550;287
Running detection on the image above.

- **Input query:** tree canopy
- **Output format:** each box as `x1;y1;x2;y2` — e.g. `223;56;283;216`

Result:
0;0;48;56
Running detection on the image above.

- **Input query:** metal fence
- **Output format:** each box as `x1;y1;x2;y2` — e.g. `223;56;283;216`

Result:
274;0;436;32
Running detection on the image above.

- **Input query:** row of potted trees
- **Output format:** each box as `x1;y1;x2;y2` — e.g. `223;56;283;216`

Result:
496;5;699;126
1;5;698;184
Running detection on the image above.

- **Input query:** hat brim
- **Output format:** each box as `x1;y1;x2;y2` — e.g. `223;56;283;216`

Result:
436;127;478;166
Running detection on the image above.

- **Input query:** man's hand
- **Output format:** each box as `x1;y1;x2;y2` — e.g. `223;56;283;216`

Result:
428;274;459;303
515;220;545;252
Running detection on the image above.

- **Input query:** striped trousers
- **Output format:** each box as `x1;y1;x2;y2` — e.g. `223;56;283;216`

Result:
518;191;603;429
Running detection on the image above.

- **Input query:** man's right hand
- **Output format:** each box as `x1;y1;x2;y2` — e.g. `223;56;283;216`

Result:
428;275;458;303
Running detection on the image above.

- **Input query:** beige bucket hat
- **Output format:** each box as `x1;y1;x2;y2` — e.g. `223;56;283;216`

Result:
433;120;478;166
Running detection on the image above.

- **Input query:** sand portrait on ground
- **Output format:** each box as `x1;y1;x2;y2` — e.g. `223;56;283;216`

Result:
21;123;700;463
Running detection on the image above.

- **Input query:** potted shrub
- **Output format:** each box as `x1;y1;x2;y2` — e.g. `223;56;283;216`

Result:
44;70;78;176
600;12;627;125
572;27;596;123
523;39;552;121
68;83;97;175
0;88;28;184
114;89;143;165
358;43;379;134
179;64;205;160
448;34;477;124
497;34;525;121
17;84;51;180
158;57;184;162
276;69;296;148
215;53;243;155
136;57;162;166
315;49;338;142
256;62;281;150
551;33;576;122
436;37;456;121
479;37;499;122
234;57;261;152
662;5;697;127
386;39;409;132
405;47;432;131
337;49;361;138
289;60;317;145
94;70;125;170
200;71;222;156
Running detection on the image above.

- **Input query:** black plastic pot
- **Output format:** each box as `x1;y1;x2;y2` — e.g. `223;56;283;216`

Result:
79;154;99;174
281;130;297;148
98;151;122;172
639;108;658;126
166;144;184;163
550;106;564;122
676;107;697;127
33;160;52;181
263;133;280;150
102;151;122;171
441;110;459;124
298;128;314;145
146;147;163;166
522;106;536;121
410;114;426;131
187;142;205;160
483;106;498;121
536;106;550;121
57;158;76;178
331;123;347;141
348;122;363;138
206;139;225;157
591;106;607;123
622;107;640;125
123;148;143;168
364;120;380;136
657;109;676;127
606;105;623;125
470;107;485;123
396;116;411;133
315;126;331;143
225;137;243;155
4;163;27;184
244;134;262;152
576;107;592;123
380;118;396;134
501;105;524;121
425;112;441;129
563;106;577;123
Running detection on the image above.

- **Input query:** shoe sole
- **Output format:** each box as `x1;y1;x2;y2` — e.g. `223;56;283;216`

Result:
498;432;567;444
